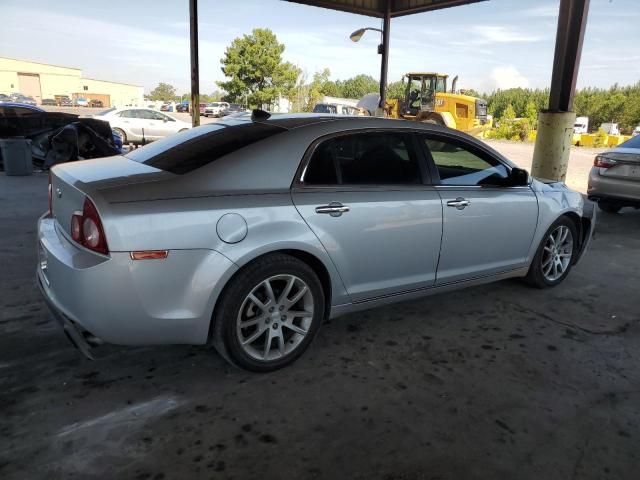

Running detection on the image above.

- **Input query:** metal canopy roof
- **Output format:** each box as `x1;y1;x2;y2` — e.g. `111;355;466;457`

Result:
284;0;485;18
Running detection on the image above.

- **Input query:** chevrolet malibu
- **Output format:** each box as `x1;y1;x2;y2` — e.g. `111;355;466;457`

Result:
38;113;595;371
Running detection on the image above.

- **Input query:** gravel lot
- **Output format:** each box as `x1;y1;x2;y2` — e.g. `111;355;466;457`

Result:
485;139;606;194
1;168;638;479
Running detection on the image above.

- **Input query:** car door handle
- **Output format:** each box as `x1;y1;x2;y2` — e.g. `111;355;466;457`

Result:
315;203;350;217
446;197;471;210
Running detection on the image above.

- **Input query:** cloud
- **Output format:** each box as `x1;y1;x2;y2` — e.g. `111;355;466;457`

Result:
479;66;530;91
470;25;541;44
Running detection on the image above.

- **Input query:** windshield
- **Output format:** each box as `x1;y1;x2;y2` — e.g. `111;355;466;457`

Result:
95;107;117;116
125;122;286;174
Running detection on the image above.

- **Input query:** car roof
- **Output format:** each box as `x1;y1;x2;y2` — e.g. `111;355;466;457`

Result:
0;102;45;112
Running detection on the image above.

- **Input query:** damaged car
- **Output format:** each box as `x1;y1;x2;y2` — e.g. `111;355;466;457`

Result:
37;113;595;371
0;103;121;170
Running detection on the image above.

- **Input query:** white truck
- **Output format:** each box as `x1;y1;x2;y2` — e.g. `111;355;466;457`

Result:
574;116;589;134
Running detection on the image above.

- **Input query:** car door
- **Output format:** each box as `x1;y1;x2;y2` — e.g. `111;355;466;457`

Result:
136;109;164;140
419;133;538;285
116;109;143;140
292;130;443;302
152;111;180;138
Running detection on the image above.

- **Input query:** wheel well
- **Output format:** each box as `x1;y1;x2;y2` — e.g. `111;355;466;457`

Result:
561;212;583;250
279;249;332;317
207;249;333;343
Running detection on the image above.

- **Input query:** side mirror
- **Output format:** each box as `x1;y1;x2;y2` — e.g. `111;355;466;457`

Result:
509;167;529;186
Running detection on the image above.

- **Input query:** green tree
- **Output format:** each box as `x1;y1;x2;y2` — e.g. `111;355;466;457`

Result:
524;101;538;127
386;80;406;101
218;28;301;108
501;103;516;121
341;74;378;99
147;82;177;101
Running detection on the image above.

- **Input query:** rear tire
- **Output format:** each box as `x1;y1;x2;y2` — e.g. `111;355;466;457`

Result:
525;216;578;289
213;253;325;372
113;128;127;144
598;201;621;214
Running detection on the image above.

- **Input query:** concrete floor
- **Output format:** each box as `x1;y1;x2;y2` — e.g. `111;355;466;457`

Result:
1;172;639;480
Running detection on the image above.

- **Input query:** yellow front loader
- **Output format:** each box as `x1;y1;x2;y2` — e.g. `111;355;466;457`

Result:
385;73;491;136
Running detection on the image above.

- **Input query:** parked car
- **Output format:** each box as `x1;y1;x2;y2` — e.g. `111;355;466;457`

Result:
37;113;595;371
199;103;207;115
57;96;73;107
41;98;57;106
74;97;89;107
588;134;640;213
176;102;190;113
9;92;26;101
312;103;362;115
0;93;10;103
160;103;174;112
93;107;191;143
89;99;104;108
0;103;120;170
632;126;640;137
220;103;247;116
15;95;37;106
204;102;229;117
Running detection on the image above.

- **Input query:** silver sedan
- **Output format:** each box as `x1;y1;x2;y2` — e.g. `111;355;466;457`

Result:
37;113;595;371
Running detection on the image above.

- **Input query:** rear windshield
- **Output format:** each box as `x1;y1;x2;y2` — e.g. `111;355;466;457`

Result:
125;123;286;174
620;135;640;149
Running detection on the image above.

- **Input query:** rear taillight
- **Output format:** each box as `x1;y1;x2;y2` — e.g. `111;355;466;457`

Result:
594;155;617;168
48;172;53;216
69;198;109;254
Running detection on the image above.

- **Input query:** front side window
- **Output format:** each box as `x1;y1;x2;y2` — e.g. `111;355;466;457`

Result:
304;132;421;186
118;110;134;118
423;137;509;186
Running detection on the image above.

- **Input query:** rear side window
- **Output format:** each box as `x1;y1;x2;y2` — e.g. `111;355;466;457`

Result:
126;123;286;174
304;132;421;185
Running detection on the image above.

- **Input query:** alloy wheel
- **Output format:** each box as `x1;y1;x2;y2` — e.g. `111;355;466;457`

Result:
541;225;573;282
236;275;314;361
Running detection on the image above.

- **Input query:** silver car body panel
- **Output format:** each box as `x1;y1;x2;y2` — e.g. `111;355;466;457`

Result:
292;186;442;301
39;115;591;348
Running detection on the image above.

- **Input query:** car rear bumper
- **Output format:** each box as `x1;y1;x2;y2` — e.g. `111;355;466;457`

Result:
587;167;640;205
37;214;238;350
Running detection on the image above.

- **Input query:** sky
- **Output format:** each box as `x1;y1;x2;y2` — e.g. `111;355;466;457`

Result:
1;0;639;95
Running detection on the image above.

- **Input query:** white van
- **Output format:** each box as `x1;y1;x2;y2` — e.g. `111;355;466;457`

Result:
574;116;589;134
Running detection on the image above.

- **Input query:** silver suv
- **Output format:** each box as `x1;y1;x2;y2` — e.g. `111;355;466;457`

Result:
588;135;640;213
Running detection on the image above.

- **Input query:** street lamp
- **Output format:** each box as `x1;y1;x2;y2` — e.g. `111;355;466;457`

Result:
349;26;388;115
349;27;382;43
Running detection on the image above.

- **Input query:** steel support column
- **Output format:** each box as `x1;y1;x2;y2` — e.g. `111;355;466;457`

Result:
531;0;590;181
377;0;391;115
189;0;200;127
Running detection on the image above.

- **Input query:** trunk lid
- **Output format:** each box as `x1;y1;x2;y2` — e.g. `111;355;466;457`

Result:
599;149;640;181
50;155;170;233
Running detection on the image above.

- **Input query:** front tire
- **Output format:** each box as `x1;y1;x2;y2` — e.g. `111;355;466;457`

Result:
525;217;578;288
213;254;325;372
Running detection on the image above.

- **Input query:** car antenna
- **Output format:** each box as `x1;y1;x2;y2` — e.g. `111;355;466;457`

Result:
251;109;271;121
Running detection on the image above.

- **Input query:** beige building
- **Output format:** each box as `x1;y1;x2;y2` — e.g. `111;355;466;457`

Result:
0;57;144;107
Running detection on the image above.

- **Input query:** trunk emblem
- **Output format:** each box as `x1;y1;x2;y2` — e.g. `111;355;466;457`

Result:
56;188;62;198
